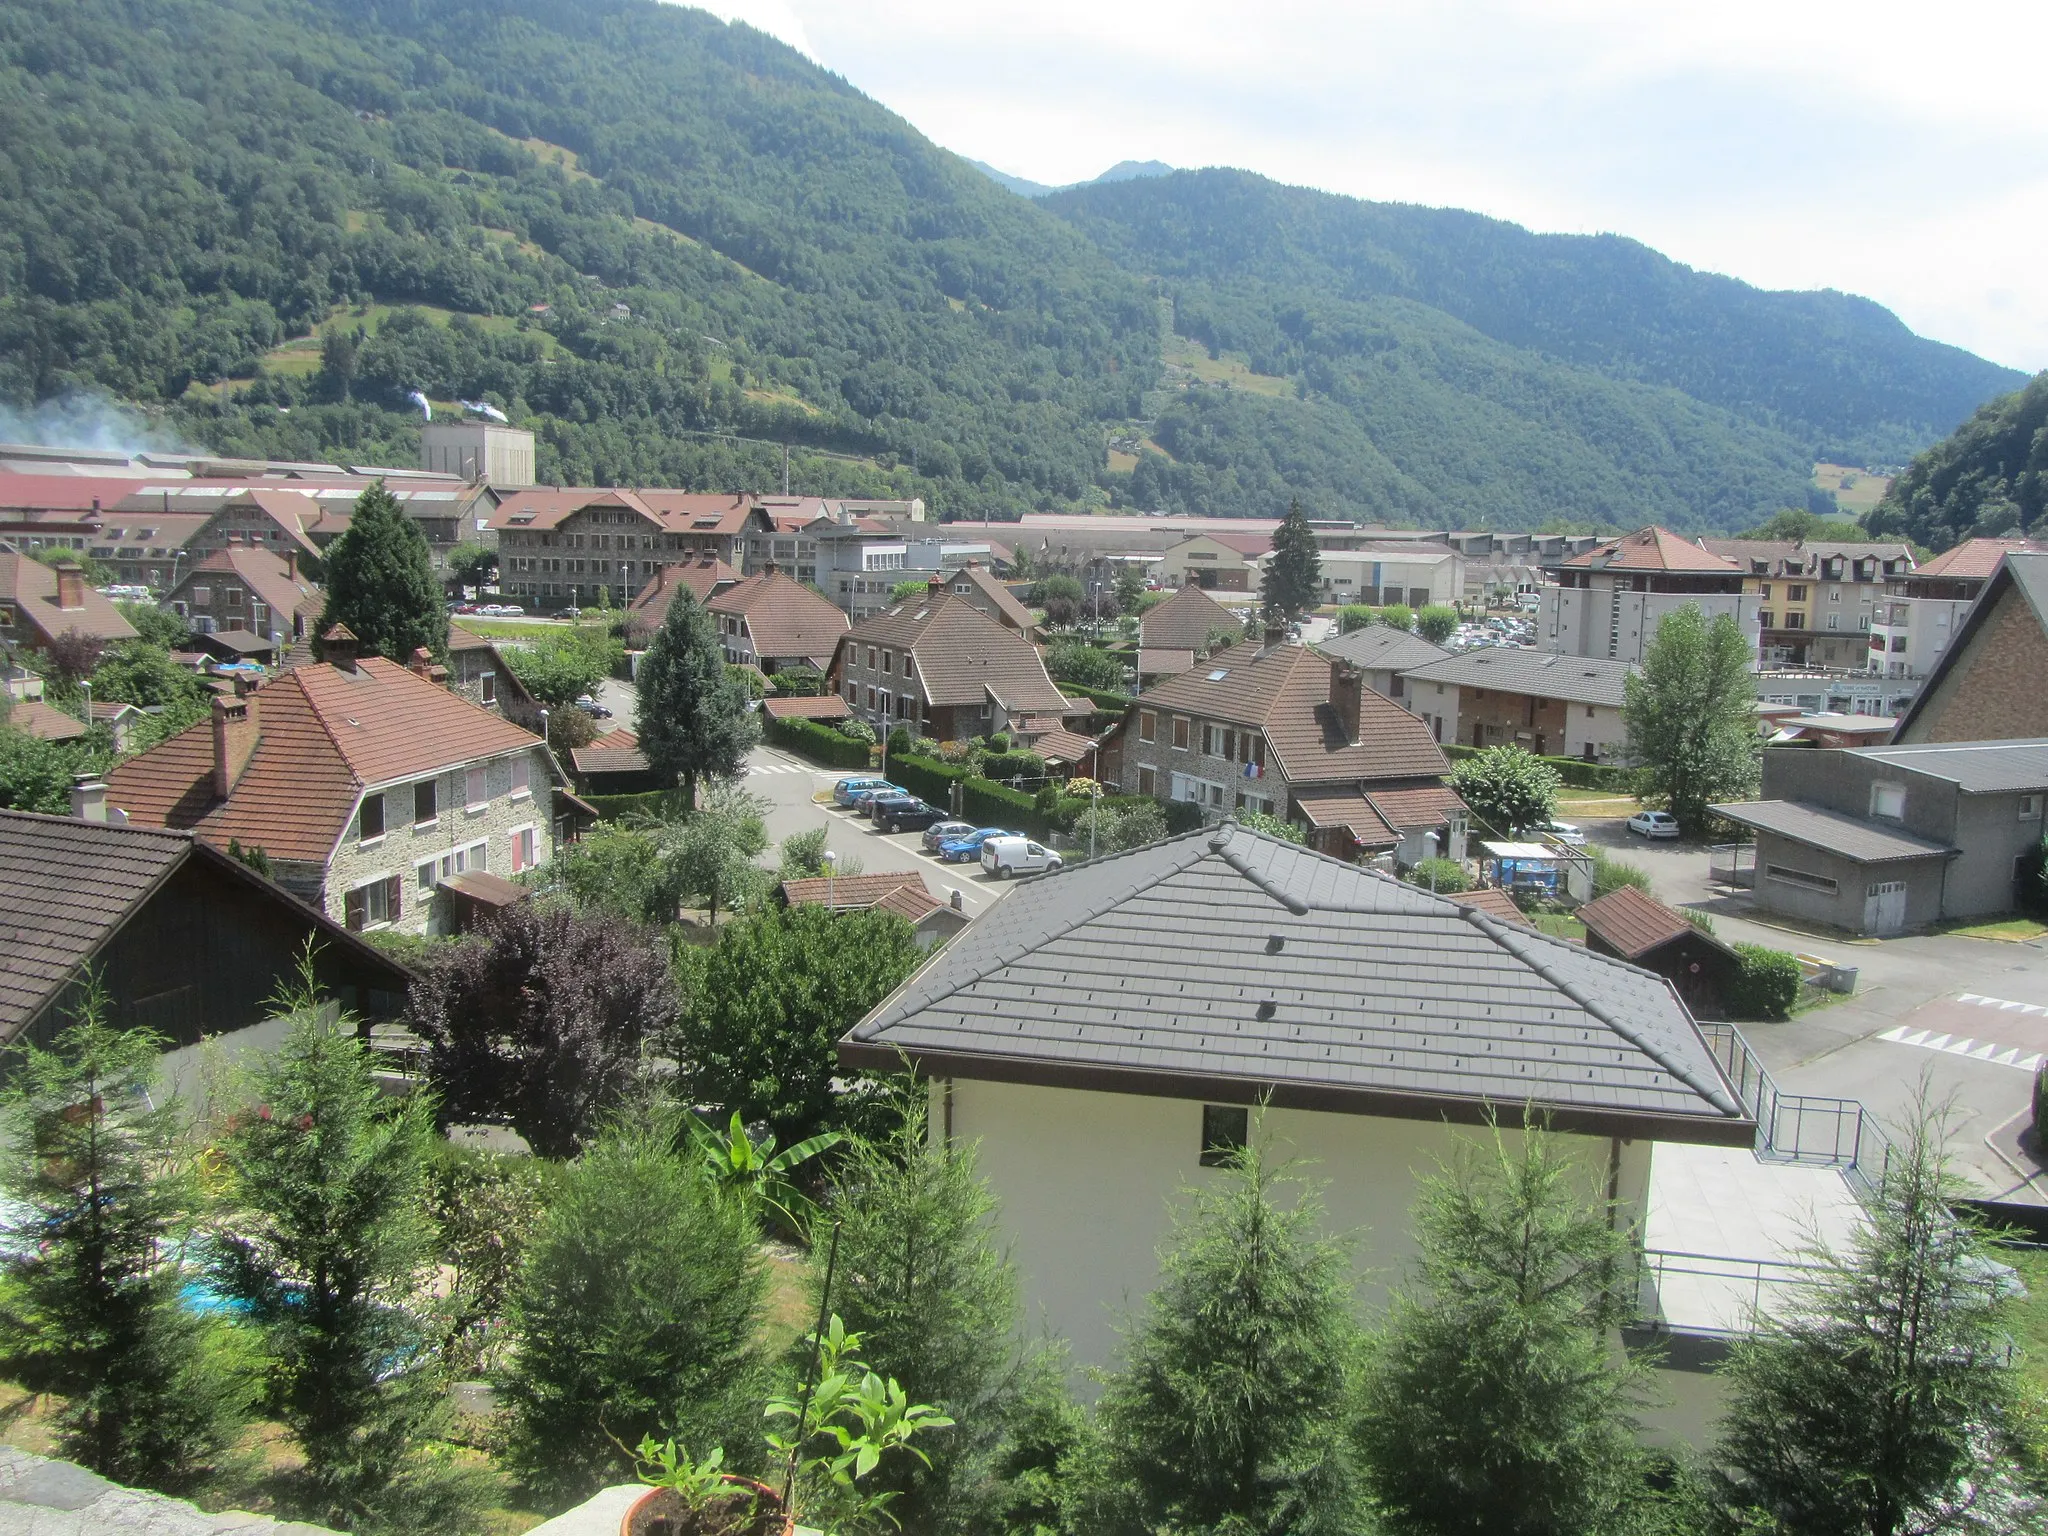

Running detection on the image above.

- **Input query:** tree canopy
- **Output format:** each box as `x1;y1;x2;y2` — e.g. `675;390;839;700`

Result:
634;585;758;806
1622;604;1759;836
1261;498;1322;620
1867;371;2048;551
316;481;446;662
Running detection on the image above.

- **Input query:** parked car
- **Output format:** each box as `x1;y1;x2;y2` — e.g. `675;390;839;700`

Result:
937;827;1014;863
575;694;612;719
562;606;583;619
500;605;524;616
922;820;975;854
875;796;945;833
831;775;893;807
981;836;1063;879
1627;810;1681;840
1538;819;1586;846
843;782;905;811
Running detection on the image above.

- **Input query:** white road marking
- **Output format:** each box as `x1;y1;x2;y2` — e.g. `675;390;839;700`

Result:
1878;1025;2042;1074
1956;993;2048;1017
746;762;821;776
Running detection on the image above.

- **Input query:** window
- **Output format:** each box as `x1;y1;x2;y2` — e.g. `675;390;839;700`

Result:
1139;710;1157;744
466;765;488;809
417;860;437;893
2021;794;2042;820
192;585;212;605
881;651;892;674
1758;611;1776;629
1827;614;1839;629
509;755;530;797
413;779;438;825
358;793;385;842
344;875;401;930
1137;764;1157;796
1586;704;1596;718
1787;585;1807;602
1870;782;1906;820
1784;613;1805;630
225;586;244;608
1758;583;1771;600
1199;1105;1248;1168
866;647;877;669
1389;673;1404;698
511;826;536;873
1172;716;1190;751
480;670;496;705
1829;588;1841;602
1891;635;1907;652
1766;864;1838;895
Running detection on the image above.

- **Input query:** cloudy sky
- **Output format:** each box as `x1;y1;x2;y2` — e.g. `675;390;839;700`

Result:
691;1;2048;375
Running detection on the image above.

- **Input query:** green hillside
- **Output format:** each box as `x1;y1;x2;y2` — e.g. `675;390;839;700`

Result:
1867;372;2048;549
0;0;2024;530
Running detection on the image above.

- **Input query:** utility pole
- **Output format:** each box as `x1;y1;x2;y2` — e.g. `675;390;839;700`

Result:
1089;775;1100;861
782;442;790;496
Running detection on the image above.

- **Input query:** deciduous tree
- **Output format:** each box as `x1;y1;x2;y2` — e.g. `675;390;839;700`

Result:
1415;602;1459;643
317;481;447;663
1450;744;1561;835
635;586;758;807
1623;603;1758;837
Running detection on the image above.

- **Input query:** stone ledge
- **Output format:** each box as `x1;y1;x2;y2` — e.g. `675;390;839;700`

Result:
0;1447;343;1536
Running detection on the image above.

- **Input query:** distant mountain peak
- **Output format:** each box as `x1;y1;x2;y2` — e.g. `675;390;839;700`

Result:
968;157;1174;198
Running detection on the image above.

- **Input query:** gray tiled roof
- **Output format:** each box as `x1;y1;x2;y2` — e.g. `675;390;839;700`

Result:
845;824;1751;1142
1401;648;1637;709
1846;739;2048;794
1710;800;1956;862
1313;626;1449;673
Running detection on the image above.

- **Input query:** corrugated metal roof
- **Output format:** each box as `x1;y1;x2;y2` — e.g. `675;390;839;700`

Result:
1710;800;1955;862
845;824;1750;1139
1846;739;2048;794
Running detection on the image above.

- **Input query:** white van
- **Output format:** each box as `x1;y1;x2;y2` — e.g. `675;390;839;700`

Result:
981;836;1063;879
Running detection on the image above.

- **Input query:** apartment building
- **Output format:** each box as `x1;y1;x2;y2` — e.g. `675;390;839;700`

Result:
1538;527;1760;664
491;490;759;610
1892;553;2048;745
1702;539;1915;669
706;569;850;673
1399;649;1636;761
1867;538;2048;681
829;593;1070;740
165;547;322;647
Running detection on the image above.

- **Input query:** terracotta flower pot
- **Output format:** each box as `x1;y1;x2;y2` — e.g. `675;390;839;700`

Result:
622;1475;793;1536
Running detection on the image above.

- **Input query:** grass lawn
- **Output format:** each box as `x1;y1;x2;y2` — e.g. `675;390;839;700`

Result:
1998;1243;2048;1396
1812;461;1893;516
1554;788;1640;817
1529;912;1586;942
1932;915;2048;943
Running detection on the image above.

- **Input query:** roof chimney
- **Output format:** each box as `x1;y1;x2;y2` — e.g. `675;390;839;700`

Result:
70;771;108;823
1329;659;1363;746
284;547;298;582
322;623;359;673
54;559;84;612
211;692;260;801
408;645;435;678
1263;616;1286;649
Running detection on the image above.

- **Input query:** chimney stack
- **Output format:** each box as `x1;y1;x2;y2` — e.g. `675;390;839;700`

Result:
211;693;260;801
284;547;298;583
409;646;435;679
1329;659;1364;746
1262;616;1286;650
54;559;85;612
322;623;359;674
70;772;108;823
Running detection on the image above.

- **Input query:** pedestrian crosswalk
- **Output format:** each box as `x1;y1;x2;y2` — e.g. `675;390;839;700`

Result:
1956;992;2048;1018
747;761;819;776
1877;1025;2042;1074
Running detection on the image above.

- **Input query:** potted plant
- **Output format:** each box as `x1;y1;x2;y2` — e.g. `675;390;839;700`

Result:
623;1316;950;1536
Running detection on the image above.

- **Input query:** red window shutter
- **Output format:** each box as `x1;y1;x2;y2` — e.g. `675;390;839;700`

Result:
385;875;402;921
345;887;366;931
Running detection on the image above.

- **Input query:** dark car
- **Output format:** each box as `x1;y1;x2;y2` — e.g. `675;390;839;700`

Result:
864;790;920;822
922;820;975;853
874;796;944;833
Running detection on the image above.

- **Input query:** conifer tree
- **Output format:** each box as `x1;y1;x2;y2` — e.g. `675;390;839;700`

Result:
0;983;253;1492
635;584;759;808
213;971;487;1533
1354;1118;1650;1536
1712;1099;2047;1535
317;480;447;662
1091;1137;1363;1536
1261;499;1323;622
499;1115;767;1508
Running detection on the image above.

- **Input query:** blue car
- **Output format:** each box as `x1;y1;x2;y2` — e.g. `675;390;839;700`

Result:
937;827;1015;863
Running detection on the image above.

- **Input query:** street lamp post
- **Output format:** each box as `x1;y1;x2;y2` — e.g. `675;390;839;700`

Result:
823;848;836;911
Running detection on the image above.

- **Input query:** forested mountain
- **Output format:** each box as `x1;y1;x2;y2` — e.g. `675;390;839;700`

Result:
0;0;2024;529
1867;373;2048;550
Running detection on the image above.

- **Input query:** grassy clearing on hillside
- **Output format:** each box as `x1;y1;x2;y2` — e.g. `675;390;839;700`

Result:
1162;333;1293;398
1813;461;1893;515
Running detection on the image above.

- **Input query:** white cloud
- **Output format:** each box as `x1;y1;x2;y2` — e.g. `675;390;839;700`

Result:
681;0;816;58
734;0;2048;373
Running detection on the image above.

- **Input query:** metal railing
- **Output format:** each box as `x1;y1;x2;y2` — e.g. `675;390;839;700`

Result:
1699;1022;1899;1201
1632;1246;1834;1336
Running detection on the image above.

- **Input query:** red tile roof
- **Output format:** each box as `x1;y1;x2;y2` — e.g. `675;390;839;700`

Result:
1367;784;1468;830
1447;887;1532;926
937;564;1035;631
173;545;322;627
571;726;650;777
764;694;851;721
1024;727;1097;766
1141;585;1242;651
1559;527;1741;574
1912;538;2048;581
488;488;759;535
708;570;849;666
0;552;139;647
780;872;944;922
838;594;1069;714
107;657;543;864
1576;884;1695;960
7;698;88;742
627;556;743;629
1293;791;1399;849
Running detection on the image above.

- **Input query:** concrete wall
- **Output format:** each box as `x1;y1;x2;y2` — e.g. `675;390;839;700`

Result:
940;1076;1651;1375
1311;553;1463;608
326;744;554;934
1539;586;1760;665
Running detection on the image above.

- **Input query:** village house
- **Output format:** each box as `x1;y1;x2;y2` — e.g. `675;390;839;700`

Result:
625;554;743;632
1311;624;1449;708
1100;635;1462;865
1398;648;1637;760
1701;537;1915;670
0;801;413;1052
933;563;1035;636
446;620;539;718
1714;737;2048;935
829;592;1072;741
105;628;560;938
1874;541;2048;694
1137;583;1244;683
706;568;850;674
165;546;322;648
1538;527;1760;665
0;552;137;655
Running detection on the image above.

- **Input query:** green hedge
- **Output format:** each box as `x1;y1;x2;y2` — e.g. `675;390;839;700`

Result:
962;777;1045;836
1058;682;1133;712
979;750;1046;783
582;789;690;822
1729;943;1804;1022
767;715;872;769
889;753;968;808
1441;742;1636;792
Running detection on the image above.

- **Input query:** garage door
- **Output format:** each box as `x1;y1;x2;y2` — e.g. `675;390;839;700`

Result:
1863;880;1907;935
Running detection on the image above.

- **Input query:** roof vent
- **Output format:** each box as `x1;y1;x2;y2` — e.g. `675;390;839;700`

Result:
1256;1000;1277;1020
1266;934;1285;954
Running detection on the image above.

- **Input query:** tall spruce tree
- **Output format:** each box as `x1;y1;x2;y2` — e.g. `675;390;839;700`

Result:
0;983;253;1492
499;1115;767;1509
635;584;759;808
1090;1137;1363;1536
214;974;488;1533
1354;1118;1650;1536
1712;1100;2047;1535
317;480;448;662
1261;499;1323;622
1622;603;1759;837
812;1092;1066;1536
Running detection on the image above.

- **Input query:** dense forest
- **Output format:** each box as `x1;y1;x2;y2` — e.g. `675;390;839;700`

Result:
0;0;2025;529
1867;372;2048;550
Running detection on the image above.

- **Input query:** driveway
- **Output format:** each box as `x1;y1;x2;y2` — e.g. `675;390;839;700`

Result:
1592;820;2048;1203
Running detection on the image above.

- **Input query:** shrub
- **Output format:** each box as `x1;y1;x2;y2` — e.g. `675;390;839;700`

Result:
1237;809;1304;844
1043;641;1126;693
1450;745;1561;837
1378;603;1414;632
1590;848;1652;897
1729;943;1804;1021
769;667;826;697
2017;836;2048;919
765;716;870;768
890;753;968;808
979;749;1046;784
963;776;1040;834
1161;798;1205;835
2035;1062;2047;1141
1338;604;1377;634
837;717;877;745
1415;603;1459;644
1404;857;1471;894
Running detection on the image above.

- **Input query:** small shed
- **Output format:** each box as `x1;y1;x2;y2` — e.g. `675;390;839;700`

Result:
1577;884;1742;1020
193;627;278;667
436;869;533;934
569;728;660;796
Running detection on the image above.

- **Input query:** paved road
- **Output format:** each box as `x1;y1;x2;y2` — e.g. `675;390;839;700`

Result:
1586;817;2048;1201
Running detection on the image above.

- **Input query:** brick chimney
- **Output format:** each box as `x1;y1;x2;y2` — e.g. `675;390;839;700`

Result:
1329;659;1364;746
70;771;108;823
284;547;298;582
211;692;260;800
53;559;85;612
322;623;359;674
409;646;435;679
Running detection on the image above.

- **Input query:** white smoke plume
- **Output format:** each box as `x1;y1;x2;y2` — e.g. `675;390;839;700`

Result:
0;392;200;456
459;399;510;424
407;390;433;421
